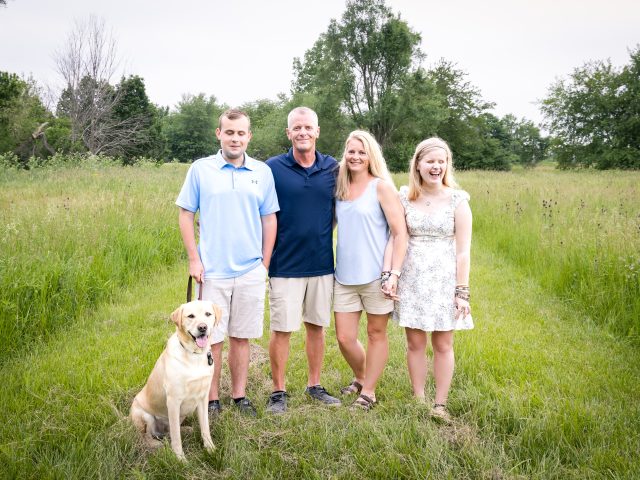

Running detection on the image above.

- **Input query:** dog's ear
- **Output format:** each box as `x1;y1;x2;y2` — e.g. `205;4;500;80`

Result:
170;305;184;327
212;303;222;327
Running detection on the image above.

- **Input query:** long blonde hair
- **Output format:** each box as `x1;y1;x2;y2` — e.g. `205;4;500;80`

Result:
407;137;458;201
336;130;393;200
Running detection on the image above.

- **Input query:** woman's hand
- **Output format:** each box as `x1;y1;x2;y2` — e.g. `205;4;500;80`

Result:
381;274;399;301
455;297;470;320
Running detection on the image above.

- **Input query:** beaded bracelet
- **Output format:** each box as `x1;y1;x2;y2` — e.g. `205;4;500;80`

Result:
455;285;470;301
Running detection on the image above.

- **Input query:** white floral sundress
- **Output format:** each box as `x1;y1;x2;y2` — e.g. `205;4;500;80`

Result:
393;186;474;332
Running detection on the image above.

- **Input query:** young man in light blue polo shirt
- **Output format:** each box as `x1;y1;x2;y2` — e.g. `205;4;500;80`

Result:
176;109;279;416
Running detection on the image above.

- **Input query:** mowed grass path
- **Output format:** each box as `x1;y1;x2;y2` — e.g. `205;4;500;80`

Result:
1;163;638;478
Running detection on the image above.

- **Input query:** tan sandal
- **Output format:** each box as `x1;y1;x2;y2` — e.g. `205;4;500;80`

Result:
429;403;452;424
352;394;376;411
340;380;363;396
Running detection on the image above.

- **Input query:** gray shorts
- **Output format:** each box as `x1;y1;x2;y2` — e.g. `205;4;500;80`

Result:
198;263;268;344
268;274;334;332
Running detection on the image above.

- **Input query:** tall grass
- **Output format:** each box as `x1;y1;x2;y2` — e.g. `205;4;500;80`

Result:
0;160;638;477
0;248;637;478
0;159;188;363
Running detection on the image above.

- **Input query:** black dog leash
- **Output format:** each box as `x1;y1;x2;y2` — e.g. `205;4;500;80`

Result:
185;277;212;366
186;276;204;302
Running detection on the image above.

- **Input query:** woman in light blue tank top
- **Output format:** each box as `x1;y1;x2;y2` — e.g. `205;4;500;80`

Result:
333;130;407;410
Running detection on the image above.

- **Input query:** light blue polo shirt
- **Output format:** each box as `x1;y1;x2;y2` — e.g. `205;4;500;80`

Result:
176;150;280;279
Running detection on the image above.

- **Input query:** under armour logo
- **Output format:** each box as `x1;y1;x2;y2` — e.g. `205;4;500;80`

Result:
251;180;258;184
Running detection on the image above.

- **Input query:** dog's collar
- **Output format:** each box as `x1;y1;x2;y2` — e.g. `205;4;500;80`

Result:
178;339;214;366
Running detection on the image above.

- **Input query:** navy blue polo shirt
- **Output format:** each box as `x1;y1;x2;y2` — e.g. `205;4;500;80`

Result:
266;148;339;277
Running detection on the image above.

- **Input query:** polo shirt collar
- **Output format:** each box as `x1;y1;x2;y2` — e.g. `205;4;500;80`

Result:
213;150;257;170
284;148;332;171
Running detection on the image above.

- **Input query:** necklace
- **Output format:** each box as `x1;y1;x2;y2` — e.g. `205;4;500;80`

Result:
422;188;443;207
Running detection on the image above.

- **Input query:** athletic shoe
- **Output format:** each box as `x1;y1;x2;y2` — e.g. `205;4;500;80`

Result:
233;397;257;417
266;391;288;414
305;385;341;406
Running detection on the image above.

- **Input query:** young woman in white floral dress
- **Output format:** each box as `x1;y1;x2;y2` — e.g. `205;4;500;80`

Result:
394;137;473;422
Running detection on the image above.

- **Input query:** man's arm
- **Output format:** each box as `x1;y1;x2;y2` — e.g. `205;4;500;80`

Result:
178;207;204;282
260;213;277;270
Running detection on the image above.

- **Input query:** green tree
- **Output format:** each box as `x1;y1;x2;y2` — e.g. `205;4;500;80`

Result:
0;71;25;153
113;75;166;161
293;0;423;148
541;46;640;169
293;1;515;171
165;94;224;162
612;46;640;167
240;96;291;160
0;72;52;162
427;60;511;170
382;68;445;171
500;115;549;166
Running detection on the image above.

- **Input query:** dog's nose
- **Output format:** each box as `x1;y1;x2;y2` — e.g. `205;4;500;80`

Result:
198;323;207;333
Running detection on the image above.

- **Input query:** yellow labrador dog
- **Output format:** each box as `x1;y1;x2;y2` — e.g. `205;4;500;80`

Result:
130;300;221;460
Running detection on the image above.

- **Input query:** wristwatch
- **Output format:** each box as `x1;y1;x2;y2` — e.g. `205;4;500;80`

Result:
390;269;402;278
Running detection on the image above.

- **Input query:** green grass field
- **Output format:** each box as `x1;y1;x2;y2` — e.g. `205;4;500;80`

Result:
1;159;638;479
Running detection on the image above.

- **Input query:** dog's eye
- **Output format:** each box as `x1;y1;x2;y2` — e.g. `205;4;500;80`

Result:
205;312;212;316
187;314;195;318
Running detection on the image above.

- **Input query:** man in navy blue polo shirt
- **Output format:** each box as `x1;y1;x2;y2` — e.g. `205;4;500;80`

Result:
265;107;340;413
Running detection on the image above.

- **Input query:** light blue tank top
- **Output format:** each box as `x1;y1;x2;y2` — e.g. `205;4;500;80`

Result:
335;178;390;285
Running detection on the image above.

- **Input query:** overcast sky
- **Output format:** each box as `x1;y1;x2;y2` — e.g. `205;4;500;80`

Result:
1;0;639;126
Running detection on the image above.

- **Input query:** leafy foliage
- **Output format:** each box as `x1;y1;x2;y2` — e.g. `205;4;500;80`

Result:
1;5;556;169
113;75;166;161
541;46;640;168
293;0;425;147
240;96;290;160
164;93;224;162
0;72;52;163
292;0;525;171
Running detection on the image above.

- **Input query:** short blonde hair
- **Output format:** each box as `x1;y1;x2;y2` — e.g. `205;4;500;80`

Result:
287;107;318;128
336;130;393;201
407;137;458;201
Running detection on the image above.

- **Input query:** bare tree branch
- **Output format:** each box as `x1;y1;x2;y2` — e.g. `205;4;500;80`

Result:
54;16;146;157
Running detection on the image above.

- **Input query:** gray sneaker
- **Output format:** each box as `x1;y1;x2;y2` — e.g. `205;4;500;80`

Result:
208;400;222;417
233;397;257;417
305;385;341;406
266;391;288;414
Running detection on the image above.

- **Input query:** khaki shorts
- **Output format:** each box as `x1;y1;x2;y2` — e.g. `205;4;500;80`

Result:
198;263;268;344
268;274;334;332
333;278;394;314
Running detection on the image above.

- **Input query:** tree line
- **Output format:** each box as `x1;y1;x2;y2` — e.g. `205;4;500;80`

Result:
1;0;638;170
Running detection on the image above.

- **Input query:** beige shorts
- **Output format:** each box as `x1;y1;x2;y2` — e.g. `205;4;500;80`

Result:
268;274;334;332
198;263;268;344
333;278;394;314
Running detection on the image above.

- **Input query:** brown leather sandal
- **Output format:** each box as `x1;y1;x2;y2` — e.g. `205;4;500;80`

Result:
352;394;376;411
340;380;363;395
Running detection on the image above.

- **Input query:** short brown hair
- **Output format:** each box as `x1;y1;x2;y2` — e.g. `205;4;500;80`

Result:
218;109;251;130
